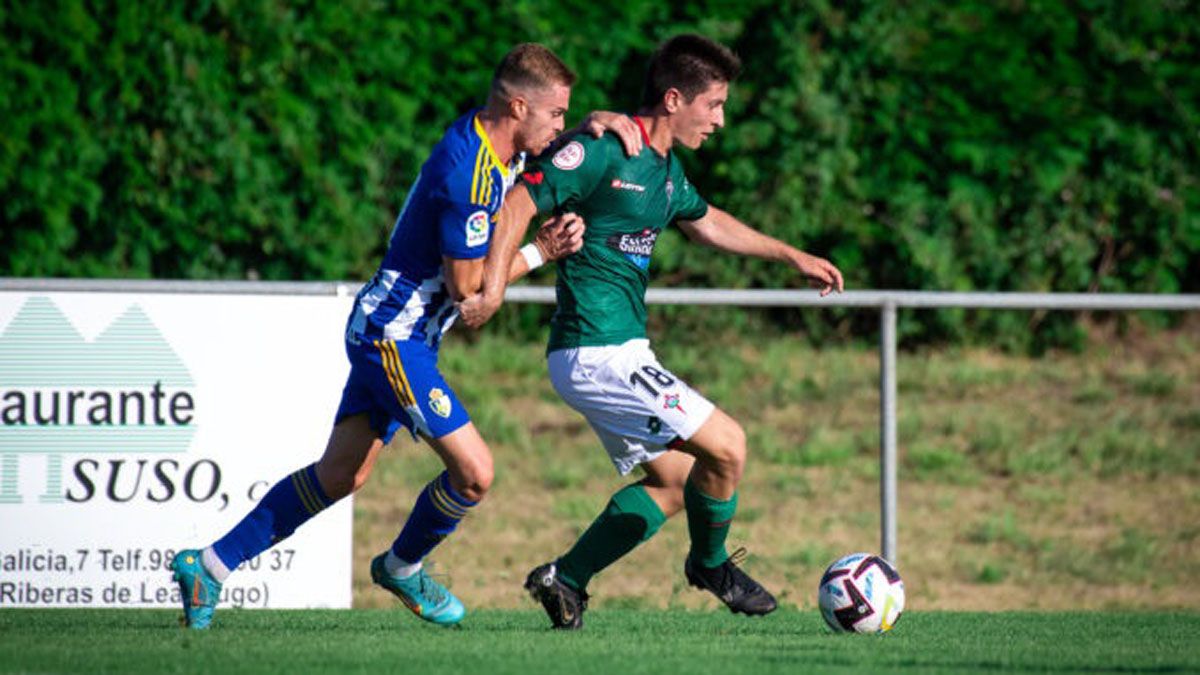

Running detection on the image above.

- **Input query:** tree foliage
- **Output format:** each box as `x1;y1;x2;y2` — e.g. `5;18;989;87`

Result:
3;0;1197;344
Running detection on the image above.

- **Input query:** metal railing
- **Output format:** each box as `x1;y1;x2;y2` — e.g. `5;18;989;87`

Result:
5;277;1199;564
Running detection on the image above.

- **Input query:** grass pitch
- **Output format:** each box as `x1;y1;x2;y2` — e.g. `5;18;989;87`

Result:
351;329;1200;612
1;609;1197;674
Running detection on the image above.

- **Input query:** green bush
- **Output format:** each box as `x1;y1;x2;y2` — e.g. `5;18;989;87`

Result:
3;1;1197;346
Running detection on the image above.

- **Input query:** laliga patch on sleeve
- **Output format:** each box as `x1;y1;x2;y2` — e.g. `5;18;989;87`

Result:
466;210;489;247
552;141;585;170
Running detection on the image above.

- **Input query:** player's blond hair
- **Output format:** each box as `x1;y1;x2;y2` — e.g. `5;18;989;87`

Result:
490;43;577;101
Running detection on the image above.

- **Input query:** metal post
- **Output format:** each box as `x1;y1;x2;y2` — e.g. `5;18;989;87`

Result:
880;301;898;564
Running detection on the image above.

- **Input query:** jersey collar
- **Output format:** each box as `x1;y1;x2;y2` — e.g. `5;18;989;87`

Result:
473;114;510;178
633;115;653;146
633;115;668;160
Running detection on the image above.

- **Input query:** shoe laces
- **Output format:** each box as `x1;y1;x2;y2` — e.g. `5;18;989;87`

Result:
414;569;449;604
718;547;760;594
728;547;748;567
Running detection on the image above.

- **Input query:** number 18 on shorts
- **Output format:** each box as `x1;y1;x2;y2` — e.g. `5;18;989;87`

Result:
547;339;715;475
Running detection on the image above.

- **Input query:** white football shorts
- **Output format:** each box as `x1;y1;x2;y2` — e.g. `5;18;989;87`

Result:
547;338;716;475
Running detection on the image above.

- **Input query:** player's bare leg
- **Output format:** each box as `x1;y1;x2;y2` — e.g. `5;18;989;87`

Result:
638;450;693;517
676;407;777;616
423;422;494;502
313;413;387;499
678;407;746;499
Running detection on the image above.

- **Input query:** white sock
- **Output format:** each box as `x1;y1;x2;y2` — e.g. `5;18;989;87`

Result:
201;547;231;583
384;549;421;578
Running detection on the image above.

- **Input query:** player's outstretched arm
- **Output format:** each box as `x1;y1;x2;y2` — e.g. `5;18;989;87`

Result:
678;206;844;296
457;185;539;328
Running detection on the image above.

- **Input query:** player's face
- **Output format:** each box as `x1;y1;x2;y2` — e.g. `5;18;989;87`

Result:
673;80;728;150
516;83;571;156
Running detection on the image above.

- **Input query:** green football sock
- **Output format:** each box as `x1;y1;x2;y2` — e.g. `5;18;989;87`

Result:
556;483;666;591
684;479;738;568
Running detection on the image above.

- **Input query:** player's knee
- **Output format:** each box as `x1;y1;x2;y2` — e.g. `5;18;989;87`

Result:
710;421;747;481
349;464;374;494
660;487;686;516
315;458;373;500
452;459;493;503
317;473;352;501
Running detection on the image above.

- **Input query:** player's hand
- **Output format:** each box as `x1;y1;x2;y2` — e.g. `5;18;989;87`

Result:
534;212;586;262
457;291;502;330
791;251;844;297
582;111;642;157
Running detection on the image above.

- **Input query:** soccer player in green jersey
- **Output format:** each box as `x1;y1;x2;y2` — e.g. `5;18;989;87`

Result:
460;34;843;629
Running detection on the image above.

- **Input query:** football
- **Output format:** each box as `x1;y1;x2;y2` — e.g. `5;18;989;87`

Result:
817;553;905;633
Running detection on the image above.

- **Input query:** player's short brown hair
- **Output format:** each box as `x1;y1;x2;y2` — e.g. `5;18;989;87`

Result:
491;43;577;100
640;34;741;107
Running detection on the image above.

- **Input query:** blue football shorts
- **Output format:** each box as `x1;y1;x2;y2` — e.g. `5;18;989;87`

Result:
334;337;470;443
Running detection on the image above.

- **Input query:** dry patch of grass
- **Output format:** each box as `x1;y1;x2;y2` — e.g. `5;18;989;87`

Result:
351;325;1199;610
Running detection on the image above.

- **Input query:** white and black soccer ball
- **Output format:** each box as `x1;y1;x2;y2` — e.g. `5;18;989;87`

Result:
817;552;905;633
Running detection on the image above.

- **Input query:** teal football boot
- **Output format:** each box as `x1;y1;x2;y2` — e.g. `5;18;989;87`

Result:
170;549;222;629
370;553;465;626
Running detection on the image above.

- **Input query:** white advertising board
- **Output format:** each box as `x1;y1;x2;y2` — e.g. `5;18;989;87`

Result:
0;292;354;609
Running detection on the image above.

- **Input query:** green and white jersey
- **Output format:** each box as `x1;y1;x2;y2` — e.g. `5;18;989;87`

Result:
523;132;708;351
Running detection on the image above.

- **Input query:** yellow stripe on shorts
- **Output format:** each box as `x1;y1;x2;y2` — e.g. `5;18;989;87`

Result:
374;340;413;407
385;341;417;407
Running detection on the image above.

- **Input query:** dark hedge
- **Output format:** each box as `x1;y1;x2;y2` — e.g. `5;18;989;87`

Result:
3;1;1197;346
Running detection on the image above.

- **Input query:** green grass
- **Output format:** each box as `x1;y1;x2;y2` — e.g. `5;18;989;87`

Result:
353;329;1199;611
1;609;1197;674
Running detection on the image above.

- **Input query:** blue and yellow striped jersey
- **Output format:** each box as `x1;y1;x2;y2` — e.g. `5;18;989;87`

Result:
347;109;523;348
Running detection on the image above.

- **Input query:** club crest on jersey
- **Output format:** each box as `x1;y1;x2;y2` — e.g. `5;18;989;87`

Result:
429;388;452;418
466;210;489;247
552;141;585;170
605;228;659;270
663;393;687;415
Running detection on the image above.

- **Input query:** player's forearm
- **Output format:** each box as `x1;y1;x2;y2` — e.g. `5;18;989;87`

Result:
506;251;531;283
444;258;484;301
480;186;538;302
693;207;796;262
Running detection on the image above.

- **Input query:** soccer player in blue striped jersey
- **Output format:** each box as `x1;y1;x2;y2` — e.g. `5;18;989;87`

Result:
169;43;643;629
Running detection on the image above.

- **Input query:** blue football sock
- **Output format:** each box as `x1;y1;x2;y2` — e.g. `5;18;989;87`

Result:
390;471;476;564
211;463;334;571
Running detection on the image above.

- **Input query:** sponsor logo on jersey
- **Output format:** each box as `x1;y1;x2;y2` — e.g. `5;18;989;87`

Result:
552;141;585;170
610;178;646;192
522;170;544;185
465;210;489;247
605;228;659;270
428;388;452;418
665;178;675;204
